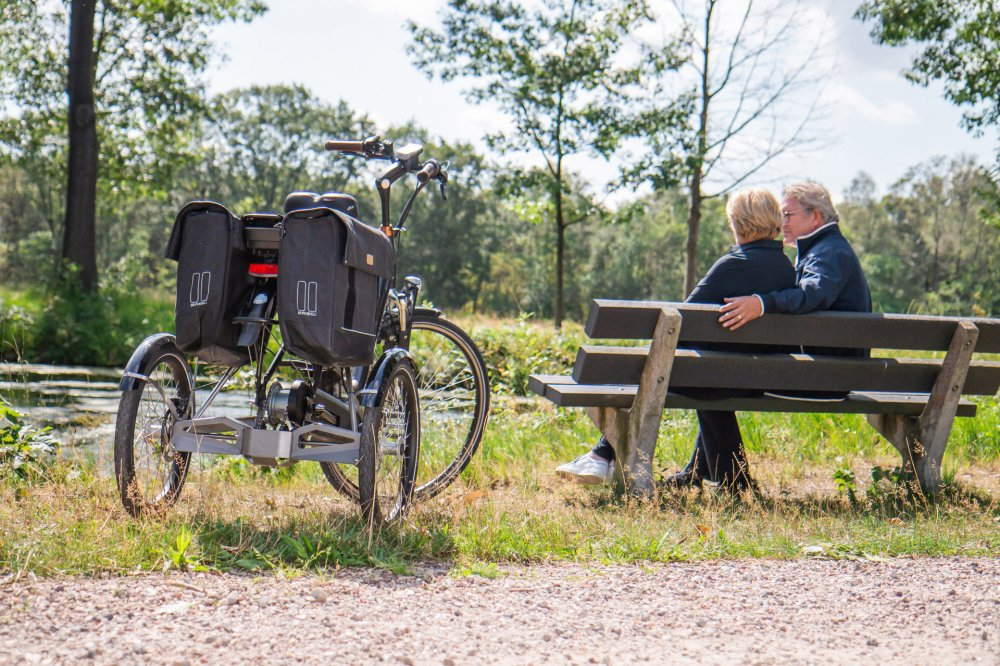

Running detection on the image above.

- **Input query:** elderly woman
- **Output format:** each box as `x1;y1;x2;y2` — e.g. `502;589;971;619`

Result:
556;187;796;491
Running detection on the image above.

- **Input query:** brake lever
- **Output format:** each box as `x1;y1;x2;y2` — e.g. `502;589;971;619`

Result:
438;162;449;199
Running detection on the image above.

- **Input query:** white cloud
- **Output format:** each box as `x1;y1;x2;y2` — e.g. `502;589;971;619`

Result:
828;82;918;126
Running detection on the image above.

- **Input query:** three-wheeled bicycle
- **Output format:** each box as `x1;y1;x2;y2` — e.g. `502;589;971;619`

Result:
114;136;490;524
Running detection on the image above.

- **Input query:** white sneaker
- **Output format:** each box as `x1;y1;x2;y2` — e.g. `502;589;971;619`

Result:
555;453;614;485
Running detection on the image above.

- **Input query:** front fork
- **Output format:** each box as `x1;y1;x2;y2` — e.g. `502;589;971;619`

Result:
384;275;422;350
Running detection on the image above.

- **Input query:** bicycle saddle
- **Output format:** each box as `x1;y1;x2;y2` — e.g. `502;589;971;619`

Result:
283;191;360;218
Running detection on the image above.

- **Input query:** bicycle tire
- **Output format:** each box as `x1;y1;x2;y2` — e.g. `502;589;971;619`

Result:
114;343;192;517
320;311;490;501
357;361;420;525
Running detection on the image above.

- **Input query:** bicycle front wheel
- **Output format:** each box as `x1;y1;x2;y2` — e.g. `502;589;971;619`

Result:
320;311;490;501
357;360;420;525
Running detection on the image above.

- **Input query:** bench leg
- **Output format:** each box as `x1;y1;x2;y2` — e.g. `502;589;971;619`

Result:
866;413;929;485
866;321;978;494
585;308;682;499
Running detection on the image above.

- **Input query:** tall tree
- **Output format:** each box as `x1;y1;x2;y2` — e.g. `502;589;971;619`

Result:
856;0;1000;163
408;0;682;327
629;0;829;295
196;85;370;212
0;0;266;290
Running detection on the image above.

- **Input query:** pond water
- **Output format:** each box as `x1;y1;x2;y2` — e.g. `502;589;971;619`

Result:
0;362;252;462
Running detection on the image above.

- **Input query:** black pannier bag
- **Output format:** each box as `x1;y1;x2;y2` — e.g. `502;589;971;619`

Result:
277;207;395;366
164;201;253;366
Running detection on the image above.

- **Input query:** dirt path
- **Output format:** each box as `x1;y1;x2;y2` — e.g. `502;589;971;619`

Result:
1;559;998;665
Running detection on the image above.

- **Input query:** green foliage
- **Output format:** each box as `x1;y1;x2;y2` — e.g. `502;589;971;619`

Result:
832;461;858;504
0;297;34;362
163;526;206;572
866;464;923;508
212;456;300;484
0;0;268;291
0;400;998;576
467;316;585;396
842;158;1000;315
856;0;1000;144
28;270;173;366
410;0;673;160
0;401;59;482
191;85;371;212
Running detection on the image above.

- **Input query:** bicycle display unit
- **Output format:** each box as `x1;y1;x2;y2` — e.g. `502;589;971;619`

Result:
114;136;490;524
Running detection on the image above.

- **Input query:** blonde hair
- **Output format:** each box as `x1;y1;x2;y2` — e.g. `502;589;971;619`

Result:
726;188;782;241
783;181;840;223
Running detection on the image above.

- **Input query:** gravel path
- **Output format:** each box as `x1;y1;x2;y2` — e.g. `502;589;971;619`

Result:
2;559;998;665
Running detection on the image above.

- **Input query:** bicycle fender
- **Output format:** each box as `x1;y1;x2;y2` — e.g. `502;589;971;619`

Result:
414;307;443;320
361;347;413;408
118;333;180;391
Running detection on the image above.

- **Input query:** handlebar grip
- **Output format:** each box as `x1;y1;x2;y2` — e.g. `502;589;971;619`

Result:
416;161;440;184
325;140;364;153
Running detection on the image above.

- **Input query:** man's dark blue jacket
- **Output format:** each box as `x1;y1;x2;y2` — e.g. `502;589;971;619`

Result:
761;223;871;315
760;222;872;358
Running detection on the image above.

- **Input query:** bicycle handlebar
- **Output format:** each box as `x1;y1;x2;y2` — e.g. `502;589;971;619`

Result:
326;135;450;229
326;135;395;160
325;139;365;154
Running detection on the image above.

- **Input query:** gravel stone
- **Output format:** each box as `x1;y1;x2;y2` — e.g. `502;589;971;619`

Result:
0;559;997;664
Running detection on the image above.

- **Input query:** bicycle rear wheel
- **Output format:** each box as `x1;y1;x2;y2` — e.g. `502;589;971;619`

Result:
320;311;489;501
114;343;192;516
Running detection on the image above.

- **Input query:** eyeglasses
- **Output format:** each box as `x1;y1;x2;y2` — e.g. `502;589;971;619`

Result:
781;207;813;221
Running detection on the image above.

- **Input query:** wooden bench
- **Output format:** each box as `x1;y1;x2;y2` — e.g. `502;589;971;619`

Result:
529;300;1000;496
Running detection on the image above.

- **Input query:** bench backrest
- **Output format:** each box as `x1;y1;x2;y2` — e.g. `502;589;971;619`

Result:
577;300;1000;396
586;300;1000;353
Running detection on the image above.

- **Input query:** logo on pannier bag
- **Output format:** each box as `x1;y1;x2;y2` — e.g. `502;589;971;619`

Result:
296;281;318;316
189;272;211;307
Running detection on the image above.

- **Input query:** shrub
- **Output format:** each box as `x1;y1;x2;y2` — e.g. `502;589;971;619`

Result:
29;268;173;366
465;315;584;396
0;402;59;482
0;299;34;362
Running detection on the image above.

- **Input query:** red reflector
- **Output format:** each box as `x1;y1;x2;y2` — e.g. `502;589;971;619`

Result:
249;263;278;277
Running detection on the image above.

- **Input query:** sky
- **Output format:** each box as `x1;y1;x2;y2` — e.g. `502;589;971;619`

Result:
206;0;996;203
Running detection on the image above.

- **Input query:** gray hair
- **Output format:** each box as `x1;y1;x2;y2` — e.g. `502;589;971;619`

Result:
783;182;840;223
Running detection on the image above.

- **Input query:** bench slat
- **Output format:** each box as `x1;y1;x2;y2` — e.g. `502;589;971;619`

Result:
526;374;573;396
572;347;1000;396
529;378;979;417
585;300;1000;354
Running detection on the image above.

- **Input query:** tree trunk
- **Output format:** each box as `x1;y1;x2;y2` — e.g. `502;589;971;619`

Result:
64;0;99;291
683;169;702;297
684;1;712;298
555;188;565;329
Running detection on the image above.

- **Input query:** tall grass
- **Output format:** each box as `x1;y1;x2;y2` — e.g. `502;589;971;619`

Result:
1;398;996;577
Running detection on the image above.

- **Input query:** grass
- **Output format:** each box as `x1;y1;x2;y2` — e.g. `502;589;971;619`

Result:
1;396;997;577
